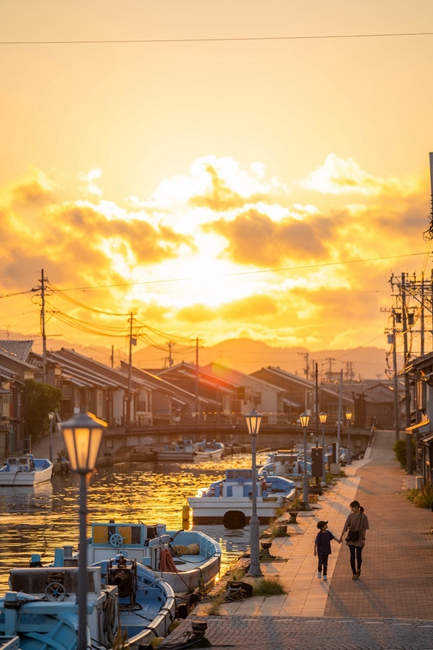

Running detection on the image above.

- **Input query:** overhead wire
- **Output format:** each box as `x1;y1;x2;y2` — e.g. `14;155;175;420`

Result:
46;281;130;317
2;30;433;46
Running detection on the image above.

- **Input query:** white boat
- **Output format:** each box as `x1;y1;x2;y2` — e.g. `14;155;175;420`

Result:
0;455;52;487
188;469;296;527
263;449;304;477
157;439;224;462
1;565;117;650
53;520;221;600
157;440;195;462
193;439;224;460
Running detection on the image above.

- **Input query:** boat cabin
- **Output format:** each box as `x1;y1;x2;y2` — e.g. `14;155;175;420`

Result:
9;566;102;598
90;522;167;547
3;455;35;473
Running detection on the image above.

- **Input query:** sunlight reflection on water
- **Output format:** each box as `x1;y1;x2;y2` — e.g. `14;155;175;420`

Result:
0;452;269;594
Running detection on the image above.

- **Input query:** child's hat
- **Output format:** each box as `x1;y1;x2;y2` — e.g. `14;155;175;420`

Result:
317;520;328;529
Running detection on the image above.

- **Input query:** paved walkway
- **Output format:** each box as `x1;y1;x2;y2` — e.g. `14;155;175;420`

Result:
163;430;433;649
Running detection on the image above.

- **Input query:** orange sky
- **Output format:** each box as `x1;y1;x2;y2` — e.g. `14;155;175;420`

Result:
1;1;433;365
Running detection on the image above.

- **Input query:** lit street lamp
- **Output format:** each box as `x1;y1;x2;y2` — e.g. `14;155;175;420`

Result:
319;411;327;487
346;412;352;464
299;412;310;510
48;412;54;463
245;408;263;578
61;410;107;650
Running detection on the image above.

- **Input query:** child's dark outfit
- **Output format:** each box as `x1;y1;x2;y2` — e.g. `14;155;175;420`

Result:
315;529;335;577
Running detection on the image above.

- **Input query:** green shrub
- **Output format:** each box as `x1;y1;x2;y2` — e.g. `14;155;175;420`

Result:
407;481;433;508
252;577;286;597
393;438;416;469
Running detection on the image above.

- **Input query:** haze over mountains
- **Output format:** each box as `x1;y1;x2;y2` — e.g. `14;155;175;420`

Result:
2;329;396;380
133;338;395;380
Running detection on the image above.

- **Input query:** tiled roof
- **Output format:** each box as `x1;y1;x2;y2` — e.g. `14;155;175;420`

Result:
0;340;33;362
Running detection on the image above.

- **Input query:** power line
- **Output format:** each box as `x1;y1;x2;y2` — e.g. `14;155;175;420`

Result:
2;31;433;46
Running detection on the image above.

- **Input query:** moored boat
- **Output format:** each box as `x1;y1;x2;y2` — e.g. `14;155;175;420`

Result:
188;468;296;527
0;455;52;487
157;440;195;462
262;449;304;477
193;439;224;461
53;521;221;601
91;554;176;648
0;565;117;650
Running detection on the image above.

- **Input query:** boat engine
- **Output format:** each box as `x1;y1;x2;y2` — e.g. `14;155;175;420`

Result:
107;555;138;608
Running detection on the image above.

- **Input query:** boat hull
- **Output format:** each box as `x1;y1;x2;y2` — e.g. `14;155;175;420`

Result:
188;493;292;526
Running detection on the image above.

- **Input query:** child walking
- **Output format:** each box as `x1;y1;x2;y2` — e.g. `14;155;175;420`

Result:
314;520;341;580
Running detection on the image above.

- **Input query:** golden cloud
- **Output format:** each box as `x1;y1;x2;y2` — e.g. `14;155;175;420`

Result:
190;164;272;212
204;208;329;266
10;169;56;207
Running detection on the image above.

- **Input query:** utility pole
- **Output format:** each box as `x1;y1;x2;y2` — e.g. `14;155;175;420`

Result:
127;312;135;426
298;352;309;380
337;369;343;461
315;363;319;445
167;341;175;367
392;310;400;442
195;337;199;423
325;357;335;382
40;269;47;384
421;270;425;356
402;273;413;475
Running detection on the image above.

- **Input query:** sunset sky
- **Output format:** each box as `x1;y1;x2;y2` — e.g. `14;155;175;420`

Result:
1;1;433;368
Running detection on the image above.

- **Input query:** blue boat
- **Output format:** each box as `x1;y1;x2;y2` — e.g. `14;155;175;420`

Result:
53;521;221;600
0;559;176;650
91;554;176;649
0;566;117;650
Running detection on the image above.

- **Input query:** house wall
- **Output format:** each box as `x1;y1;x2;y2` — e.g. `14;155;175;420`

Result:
112;390;124;425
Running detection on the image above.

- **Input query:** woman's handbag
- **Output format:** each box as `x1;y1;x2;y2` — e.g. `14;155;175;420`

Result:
346;530;359;542
346;513;362;542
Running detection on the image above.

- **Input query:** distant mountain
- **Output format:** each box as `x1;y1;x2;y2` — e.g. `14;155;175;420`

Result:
3;330;396;380
132;337;397;380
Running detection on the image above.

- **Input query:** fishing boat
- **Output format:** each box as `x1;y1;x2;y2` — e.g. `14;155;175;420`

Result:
188;469;297;527
157;440;195;462
0;565;117;650
2;560;175;650
193;439;224;461
262;449;305;478
92;554;176;648
53;521;221;600
0;455;52;487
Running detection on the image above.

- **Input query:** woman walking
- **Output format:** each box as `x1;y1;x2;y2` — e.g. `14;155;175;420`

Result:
338;500;369;580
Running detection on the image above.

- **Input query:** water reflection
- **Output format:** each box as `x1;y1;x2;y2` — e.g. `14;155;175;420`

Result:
0;452;268;594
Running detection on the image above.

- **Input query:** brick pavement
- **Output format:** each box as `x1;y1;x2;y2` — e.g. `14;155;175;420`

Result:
162;430;433;649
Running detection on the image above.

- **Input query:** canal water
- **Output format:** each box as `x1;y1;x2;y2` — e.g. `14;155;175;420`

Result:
0;452;270;595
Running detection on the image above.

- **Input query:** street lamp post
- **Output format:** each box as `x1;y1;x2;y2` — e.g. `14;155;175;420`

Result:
61;410;107;650
319;411;327;487
245;408;263;578
300;412;310;510
346;412;352;464
48;412;54;463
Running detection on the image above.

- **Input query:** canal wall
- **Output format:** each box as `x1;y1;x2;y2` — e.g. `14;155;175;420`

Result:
99;424;372;464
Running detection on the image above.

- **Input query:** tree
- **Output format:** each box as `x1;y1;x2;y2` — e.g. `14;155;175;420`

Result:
23;379;62;444
393;438;416;469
